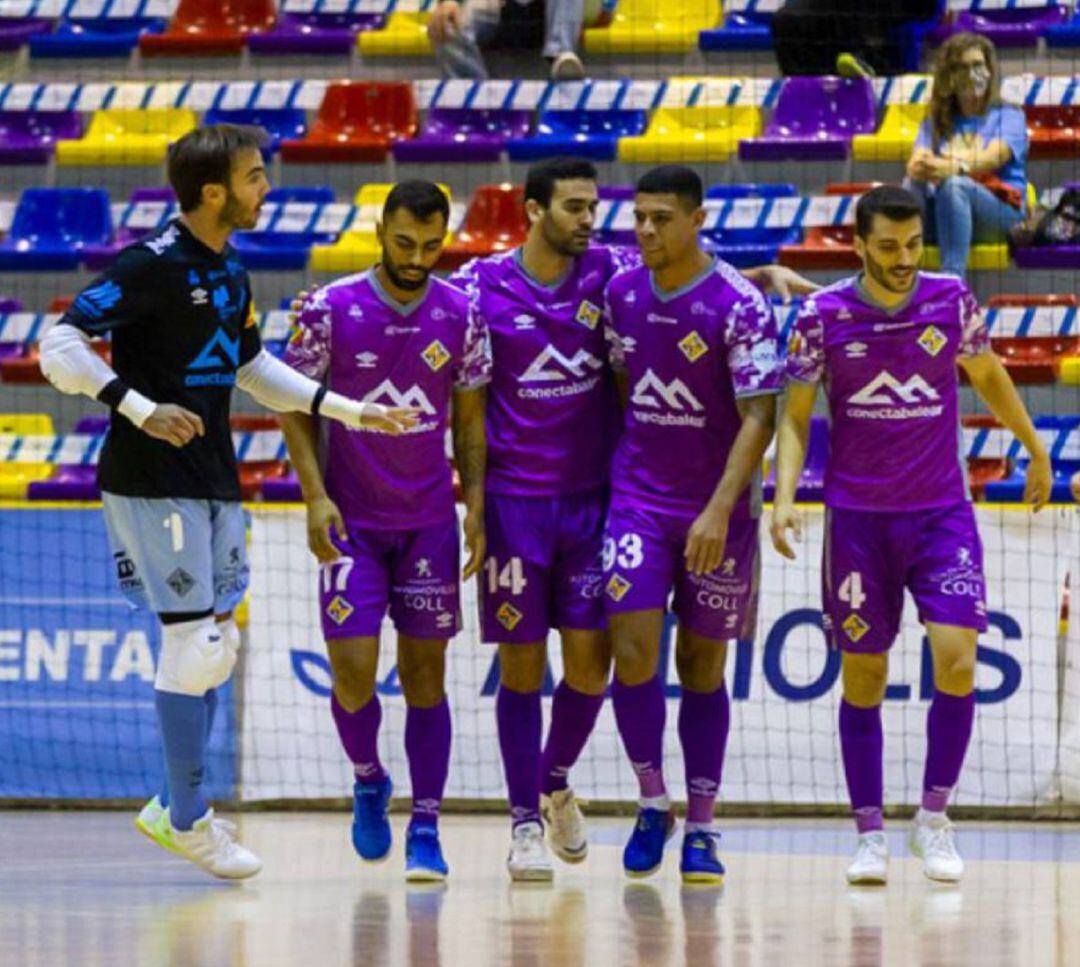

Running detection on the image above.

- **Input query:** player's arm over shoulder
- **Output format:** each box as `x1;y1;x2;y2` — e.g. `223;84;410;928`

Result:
723;278;783;397
61;244;159;336
282;286;335;382
784;296;827;384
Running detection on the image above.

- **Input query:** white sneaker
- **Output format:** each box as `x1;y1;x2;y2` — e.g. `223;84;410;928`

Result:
154;808;263;880
507;821;554;882
909;814;964;882
540;789;588;864
846;831;889;885
551;51;586;82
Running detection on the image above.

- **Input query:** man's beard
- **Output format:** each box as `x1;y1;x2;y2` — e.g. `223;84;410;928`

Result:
382;254;430;291
865;250;917;293
220;192;257;231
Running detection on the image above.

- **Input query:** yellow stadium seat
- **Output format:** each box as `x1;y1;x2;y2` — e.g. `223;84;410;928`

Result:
923;245;1010;272
56;109;198;166
352;183;450;207
310;235;382;273
0;414;57;499
1061;356;1080;385
584;0;720;53
618;105;761;163
852;103;928;162
359;12;433;56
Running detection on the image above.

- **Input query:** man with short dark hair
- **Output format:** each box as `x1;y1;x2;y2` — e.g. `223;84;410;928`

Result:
601;165;783;884
282;180;489;882
39;124;415;879
772;184;1051;885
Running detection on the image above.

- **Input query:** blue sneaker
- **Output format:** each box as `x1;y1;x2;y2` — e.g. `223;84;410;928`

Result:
680;829;726;885
352;777;393;862
623;808;676;878
405;823;449;882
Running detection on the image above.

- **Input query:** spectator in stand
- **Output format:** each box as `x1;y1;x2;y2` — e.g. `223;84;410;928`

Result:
906;32;1028;279
428;0;587;81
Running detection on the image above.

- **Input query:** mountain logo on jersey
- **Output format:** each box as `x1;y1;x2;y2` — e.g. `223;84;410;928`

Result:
73;280;123;321
678;331;708;363
363;379;437;415
521;347;603;383
421;339;450;372
575;300;601;330
846;371;943;420
630;369;706;428
185;328;240;387
917;325;947;357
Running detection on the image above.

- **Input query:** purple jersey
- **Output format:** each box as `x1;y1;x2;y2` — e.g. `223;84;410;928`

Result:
451;245;639;497
284;270;490;530
785;272;991;511
604;259;782;519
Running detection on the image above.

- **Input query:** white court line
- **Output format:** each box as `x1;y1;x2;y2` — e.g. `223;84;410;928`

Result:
0;597;127;606
0;701;155;709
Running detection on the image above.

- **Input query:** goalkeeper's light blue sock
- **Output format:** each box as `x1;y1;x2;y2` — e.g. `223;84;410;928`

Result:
159;688;217;810
155;690;209;830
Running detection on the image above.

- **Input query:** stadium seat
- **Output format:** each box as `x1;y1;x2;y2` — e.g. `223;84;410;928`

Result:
27;464;101;501
1010;245;1080;269
439;184;526;270
357;11;433;56
231;415;288;500
924;244;1010;272
618;105;761;163
1046;10;1080;46
778;182;872;271
248;11;385;55
1062;355;1080;384
203;107;307;155
140;0;276;54
280;82;417;163
0;188;112;272
703;183;801;267
699;6;773;51
984;294;1080;384
232;187;339;271
1026;105;1080;160
0;414;57;499
983;415;1080;502
55;109;198;166
262;472;302;501
738;76;877;162
0;110;83;165
852;103;928;162
28;17;165;57
584;0;721;53
937;4;1069;49
82;187;177;272
506;109;648;162
393;109;532;164
1;338;111;384
962;415;1017;498
0;17;51;51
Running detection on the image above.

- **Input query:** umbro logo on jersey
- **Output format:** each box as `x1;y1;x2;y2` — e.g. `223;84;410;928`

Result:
421;340;450;372
521;346;603;383
845;342;868;358
514;314;536;330
623;290;636;305
349;305;364;319
185;328;239;387
191;287;209;306
849;371;940;406
631;369;704;412
917;325;947;356
355;351;378;368
363;380;437;417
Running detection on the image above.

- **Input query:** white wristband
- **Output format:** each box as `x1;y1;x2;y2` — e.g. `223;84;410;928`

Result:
117;389;157;429
318;391;365;427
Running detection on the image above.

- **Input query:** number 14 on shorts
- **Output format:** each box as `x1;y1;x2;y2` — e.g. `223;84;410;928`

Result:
485;557;528;595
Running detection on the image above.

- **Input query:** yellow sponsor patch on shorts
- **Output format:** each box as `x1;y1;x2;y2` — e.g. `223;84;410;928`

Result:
842;613;870;643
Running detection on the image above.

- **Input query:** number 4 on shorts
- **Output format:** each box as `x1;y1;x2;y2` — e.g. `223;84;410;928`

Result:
485;557;528;595
839;571;866;610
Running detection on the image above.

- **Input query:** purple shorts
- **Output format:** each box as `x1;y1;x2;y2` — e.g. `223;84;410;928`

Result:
822;502;988;654
480;489;607;644
318;520;461;640
602;501;761;641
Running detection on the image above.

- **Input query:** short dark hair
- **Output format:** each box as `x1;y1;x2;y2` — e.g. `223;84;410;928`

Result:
855;185;924;238
383;180;450;227
635;165;703;209
524;157;599;208
167;124;268;213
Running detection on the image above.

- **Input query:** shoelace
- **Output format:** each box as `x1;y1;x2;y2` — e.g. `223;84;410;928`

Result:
548;795;583;836
924;824;957;857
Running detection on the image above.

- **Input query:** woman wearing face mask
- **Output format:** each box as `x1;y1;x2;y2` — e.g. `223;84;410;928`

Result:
905;32;1028;278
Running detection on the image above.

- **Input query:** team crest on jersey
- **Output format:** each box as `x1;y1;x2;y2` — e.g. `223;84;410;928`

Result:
842;613;870;643
496;602;523;631
678;331;708;363
421;340;451;372
326;595;355;626
917;325;947;357
575;300;601;330
606;573;632;602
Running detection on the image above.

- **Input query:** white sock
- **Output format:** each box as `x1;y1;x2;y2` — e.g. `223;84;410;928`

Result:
684;821;716;834
639;794;670;812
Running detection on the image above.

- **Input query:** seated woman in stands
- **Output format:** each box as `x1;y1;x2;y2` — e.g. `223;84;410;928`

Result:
906;32;1028;278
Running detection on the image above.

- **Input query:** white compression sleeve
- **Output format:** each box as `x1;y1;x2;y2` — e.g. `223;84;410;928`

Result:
39;323;157;428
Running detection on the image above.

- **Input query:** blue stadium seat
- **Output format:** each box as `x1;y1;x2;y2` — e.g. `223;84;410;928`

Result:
699;11;773;51
506;110;648;162
702;184;801;267
202;107;308;156
0;188;112;271
28;17;165;58
982;415;1080;502
231;186;338;271
1046;12;1080;47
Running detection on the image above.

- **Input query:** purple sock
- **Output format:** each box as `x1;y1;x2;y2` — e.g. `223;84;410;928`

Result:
611;675;667;799
839;700;884;834
540;681;605;795
331;693;388;784
497;686;542;827
923;690;975;813
405;699;452;828
678;684;730;825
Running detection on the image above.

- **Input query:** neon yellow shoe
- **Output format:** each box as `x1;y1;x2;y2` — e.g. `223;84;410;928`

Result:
134;796;181;855
836;52;876;79
151;807;263;880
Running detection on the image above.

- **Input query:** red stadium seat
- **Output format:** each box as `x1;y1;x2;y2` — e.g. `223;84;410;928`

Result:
438;184;527;270
139;0;276;56
1026;106;1080;161
48;296;74;312
279;82;417;163
778;183;879;271
962;414;1012;498
1;340;110;384
231;415;286;500
983;294;1080;384
986;294;1078;308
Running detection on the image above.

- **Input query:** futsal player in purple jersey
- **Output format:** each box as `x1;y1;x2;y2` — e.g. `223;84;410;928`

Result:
771;185;1052;885
280;182;490;882
451;158;817;882
601;166;784;884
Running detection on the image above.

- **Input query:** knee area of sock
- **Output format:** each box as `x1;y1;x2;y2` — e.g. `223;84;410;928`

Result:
156;616;234;696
